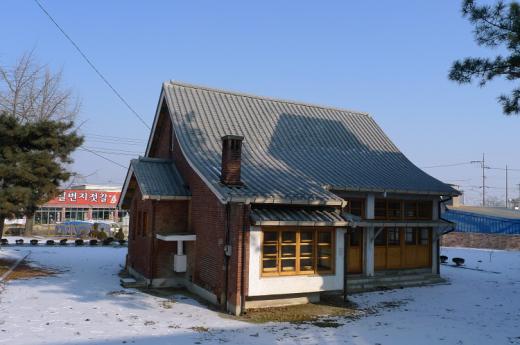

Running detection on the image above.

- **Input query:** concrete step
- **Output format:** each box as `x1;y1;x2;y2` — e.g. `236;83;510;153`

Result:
346;274;445;292
120;277;146;288
348;273;438;285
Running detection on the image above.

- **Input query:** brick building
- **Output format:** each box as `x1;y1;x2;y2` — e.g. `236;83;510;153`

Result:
119;81;459;315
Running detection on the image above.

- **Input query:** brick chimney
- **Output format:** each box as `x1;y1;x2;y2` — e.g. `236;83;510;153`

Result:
220;135;244;186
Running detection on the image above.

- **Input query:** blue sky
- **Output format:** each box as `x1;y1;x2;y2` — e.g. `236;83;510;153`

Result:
1;0;518;205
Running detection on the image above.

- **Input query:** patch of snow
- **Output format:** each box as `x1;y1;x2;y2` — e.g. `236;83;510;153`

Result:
0;245;517;344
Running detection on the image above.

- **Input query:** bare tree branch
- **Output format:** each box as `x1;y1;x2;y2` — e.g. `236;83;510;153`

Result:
0;52;80;123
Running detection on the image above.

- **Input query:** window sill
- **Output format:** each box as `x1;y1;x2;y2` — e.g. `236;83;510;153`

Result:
260;272;335;278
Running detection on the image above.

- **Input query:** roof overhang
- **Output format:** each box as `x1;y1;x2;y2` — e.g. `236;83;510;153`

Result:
228;195;344;206
328;186;461;197
142;195;191;201
118;164;134;209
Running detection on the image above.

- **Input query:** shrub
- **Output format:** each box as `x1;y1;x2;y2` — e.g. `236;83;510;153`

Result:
59;239;68;245
440;255;448;263
1;238;8;245
46;240;55;246
102;237;114;246
97;230;108;241
30;239;39;246
89;239;98;246
75;239;84;246
118;239;126;245
15;239;24;245
452;257;465;266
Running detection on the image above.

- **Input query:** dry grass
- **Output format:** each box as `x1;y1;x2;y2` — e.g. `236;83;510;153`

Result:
0;258;57;281
238;295;361;324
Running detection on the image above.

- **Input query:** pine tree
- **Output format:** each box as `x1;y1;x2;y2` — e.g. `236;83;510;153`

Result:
449;0;520;115
1;53;82;235
0;112;83;238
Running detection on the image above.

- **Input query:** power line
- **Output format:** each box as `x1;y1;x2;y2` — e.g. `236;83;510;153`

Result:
82;145;142;154
84;133;146;143
78;147;127;169
85;138;145;146
33;0;151;129
420;162;472;169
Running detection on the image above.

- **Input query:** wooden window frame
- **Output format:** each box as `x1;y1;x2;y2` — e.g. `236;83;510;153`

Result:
345;198;366;219
260;228;335;277
387;227;400;246
374;199;434;221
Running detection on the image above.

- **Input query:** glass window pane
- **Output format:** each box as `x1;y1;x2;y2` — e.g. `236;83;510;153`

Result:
418;201;433;219
317;257;332;271
281;259;296;272
281;245;296;257
282;231;296;243
262;259;277;272
300;243;313;257
388;201;401;218
318;231;331;244
420;228;430;245
375;200;386;218
263;245;277;257
318;245;332;257
263;231;277;243
350;229;361;246
405;228;417;244
375;228;387;245
300;258;313;271
388;228;400;245
300;231;313;242
404;201;417;218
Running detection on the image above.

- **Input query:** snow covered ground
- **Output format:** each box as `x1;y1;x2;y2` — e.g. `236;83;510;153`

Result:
0;241;518;345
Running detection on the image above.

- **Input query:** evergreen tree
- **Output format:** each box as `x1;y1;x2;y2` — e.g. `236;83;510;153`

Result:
0;112;83;238
449;0;520;115
1;53;82;234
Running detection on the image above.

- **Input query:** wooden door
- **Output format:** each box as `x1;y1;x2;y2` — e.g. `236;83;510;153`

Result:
403;228;431;268
347;228;363;273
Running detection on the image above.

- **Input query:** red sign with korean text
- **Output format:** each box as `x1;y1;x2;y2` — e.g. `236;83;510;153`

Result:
45;190;120;207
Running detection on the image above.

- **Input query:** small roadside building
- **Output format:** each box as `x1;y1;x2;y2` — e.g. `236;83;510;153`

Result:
119;81;459;314
4;184;127;236
442;206;520;250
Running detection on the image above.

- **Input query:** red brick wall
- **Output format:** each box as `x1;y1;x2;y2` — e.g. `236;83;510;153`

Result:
127;186;153;278
442;232;520;250
145;100;251;308
148;102;173;160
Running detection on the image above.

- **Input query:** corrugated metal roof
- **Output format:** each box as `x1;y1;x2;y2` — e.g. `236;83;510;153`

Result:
250;207;349;226
162;81;458;203
131;157;190;199
447;206;520;220
444;206;520;234
351;219;454;228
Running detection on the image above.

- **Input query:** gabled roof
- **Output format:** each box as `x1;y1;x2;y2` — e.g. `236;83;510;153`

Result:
154;81;458;204
118;157;190;208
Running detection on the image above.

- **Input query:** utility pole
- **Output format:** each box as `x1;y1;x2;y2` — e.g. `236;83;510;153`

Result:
471;153;490;207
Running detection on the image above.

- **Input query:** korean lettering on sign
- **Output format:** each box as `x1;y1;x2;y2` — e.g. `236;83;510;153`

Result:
51;190;120;206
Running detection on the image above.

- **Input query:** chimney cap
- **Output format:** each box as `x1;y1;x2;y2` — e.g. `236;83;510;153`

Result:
221;134;244;141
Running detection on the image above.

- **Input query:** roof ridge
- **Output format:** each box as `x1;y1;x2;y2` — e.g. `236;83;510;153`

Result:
164;80;371;118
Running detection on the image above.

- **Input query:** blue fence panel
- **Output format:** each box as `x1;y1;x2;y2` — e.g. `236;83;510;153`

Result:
443;210;520;235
